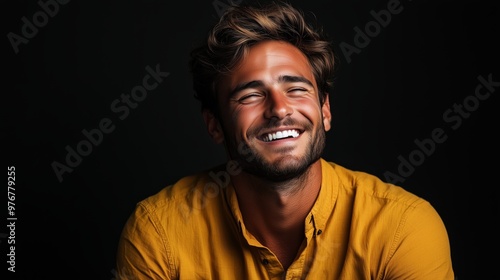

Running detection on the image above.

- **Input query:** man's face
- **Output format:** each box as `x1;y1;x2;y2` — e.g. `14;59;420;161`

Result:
211;40;331;181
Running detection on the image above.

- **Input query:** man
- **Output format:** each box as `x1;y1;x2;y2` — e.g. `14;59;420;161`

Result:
116;1;454;279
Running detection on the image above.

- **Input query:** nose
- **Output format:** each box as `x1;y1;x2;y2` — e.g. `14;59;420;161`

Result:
264;89;293;120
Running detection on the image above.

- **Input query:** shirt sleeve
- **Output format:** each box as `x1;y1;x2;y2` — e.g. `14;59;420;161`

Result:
383;200;455;280
115;202;176;280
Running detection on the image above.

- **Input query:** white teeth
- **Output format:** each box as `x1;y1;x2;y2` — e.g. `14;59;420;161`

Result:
263;130;300;142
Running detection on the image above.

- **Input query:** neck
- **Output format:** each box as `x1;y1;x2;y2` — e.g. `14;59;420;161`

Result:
231;160;323;269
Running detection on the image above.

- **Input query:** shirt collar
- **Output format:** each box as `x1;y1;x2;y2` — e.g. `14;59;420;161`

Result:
306;158;339;237
223;158;339;241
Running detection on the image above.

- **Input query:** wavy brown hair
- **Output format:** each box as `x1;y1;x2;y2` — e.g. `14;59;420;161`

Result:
189;1;336;115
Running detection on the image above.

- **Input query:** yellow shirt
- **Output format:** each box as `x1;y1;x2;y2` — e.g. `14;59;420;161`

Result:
116;159;454;279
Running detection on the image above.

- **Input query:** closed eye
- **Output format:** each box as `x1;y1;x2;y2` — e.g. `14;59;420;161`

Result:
234;93;264;104
288;88;309;95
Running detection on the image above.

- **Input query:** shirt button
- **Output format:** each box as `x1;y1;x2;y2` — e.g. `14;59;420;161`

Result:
317;229;323;235
261;259;269;265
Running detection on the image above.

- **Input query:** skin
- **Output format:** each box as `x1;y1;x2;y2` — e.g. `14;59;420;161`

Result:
203;40;332;270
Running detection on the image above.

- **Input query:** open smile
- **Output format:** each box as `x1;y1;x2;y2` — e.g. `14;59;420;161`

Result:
260;129;302;142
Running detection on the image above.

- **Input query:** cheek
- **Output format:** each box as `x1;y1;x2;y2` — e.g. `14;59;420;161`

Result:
241;108;262;125
296;102;323;123
226;107;261;134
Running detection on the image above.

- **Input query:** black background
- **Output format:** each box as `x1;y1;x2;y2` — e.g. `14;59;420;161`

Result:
3;0;499;279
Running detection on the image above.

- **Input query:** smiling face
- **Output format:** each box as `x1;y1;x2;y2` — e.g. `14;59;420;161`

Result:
204;40;331;181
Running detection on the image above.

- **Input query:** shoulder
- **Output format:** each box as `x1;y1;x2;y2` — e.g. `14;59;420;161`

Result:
116;169;219;279
321;159;443;232
322;159;426;209
322;159;449;245
135;167;225;222
321;160;453;278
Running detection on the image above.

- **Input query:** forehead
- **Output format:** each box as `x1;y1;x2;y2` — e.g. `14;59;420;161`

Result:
217;40;316;94
240;40;311;71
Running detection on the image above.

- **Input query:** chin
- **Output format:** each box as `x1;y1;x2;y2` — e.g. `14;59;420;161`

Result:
240;153;317;182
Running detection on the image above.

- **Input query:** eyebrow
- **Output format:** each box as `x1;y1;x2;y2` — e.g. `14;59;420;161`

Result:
277;75;314;87
229;75;314;98
229;80;265;98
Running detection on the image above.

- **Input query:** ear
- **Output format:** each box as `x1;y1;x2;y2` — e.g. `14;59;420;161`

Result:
321;94;332;132
202;109;224;144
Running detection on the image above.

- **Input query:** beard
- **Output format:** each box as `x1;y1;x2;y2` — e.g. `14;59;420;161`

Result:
224;117;327;182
